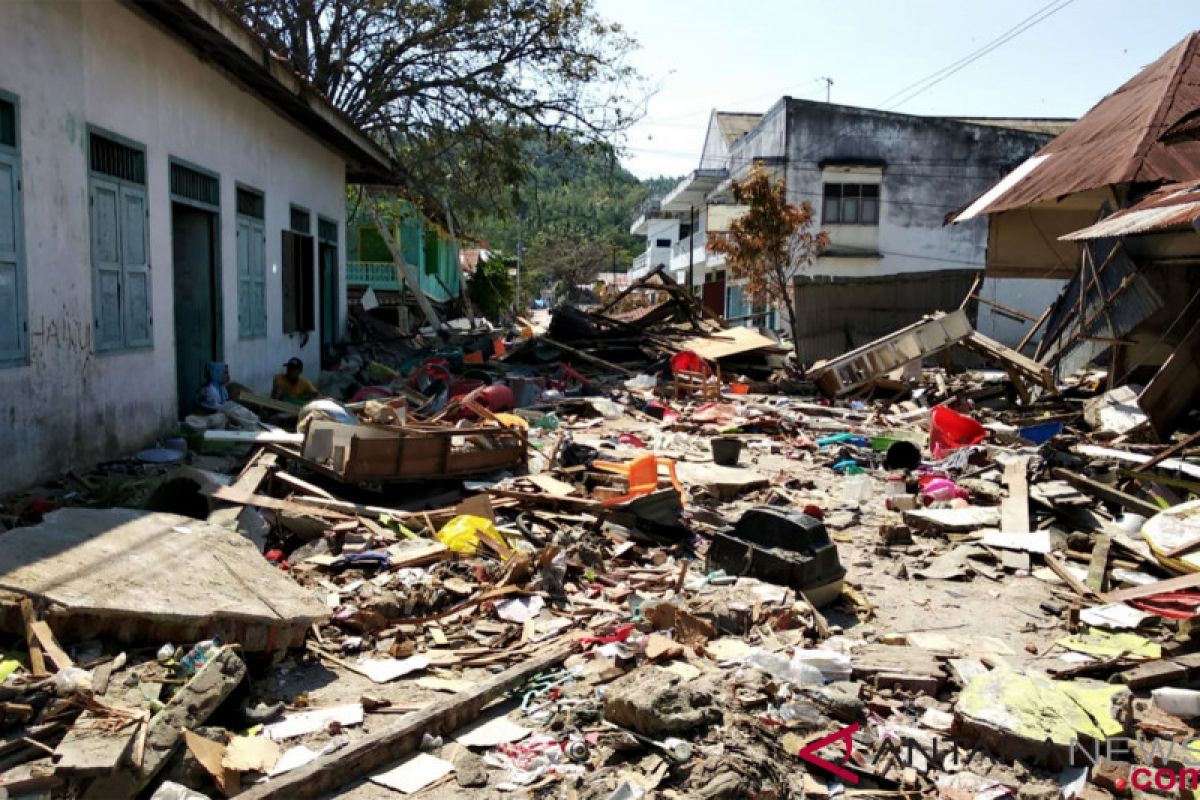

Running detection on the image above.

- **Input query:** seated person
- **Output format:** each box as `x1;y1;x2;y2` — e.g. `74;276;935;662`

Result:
272;357;319;403
190;361;259;430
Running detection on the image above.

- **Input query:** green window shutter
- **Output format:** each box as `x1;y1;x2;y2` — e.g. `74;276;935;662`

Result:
250;217;266;337
401;218;422;272
423;230;438;276
90;178;124;351
0;151;25;363
236;215;252;337
119;185;151;348
358;227;390;261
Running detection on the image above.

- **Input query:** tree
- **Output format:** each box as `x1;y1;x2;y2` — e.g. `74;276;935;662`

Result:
706;164;829;354
524;231;612;301
222;0;642;221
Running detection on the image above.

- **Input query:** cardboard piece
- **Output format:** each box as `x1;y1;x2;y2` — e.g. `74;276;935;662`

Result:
370;753;454;794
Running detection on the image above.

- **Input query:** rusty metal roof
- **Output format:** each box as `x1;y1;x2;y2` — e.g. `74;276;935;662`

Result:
1060;182;1200;240
954;31;1200;221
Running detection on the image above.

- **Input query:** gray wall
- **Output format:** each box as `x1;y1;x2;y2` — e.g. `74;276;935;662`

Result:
777;99;1052;279
793;270;978;362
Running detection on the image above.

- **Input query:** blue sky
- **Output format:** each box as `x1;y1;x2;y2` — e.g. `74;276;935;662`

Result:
594;0;1197;178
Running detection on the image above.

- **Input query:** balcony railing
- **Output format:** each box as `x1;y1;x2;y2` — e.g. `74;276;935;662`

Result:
631;251;649;272
347;261;405;291
671;232;707;258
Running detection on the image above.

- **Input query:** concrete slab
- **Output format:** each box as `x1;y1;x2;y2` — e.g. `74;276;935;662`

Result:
675;462;770;500
0;509;327;651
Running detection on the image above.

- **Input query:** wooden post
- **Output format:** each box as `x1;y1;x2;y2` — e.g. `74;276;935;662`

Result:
237;641;576;799
441;196;477;323
368;197;442;332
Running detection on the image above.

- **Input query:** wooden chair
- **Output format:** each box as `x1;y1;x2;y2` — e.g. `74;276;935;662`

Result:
671;350;721;400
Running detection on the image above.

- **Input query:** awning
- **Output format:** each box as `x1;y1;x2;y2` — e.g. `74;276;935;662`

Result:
660;169;729;212
1060;182;1200;240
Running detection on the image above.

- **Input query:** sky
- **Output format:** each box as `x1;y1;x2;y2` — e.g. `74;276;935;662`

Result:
593;0;1198;179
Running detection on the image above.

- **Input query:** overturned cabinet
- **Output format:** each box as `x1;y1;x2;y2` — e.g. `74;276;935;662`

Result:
299;420;527;483
706;507;846;607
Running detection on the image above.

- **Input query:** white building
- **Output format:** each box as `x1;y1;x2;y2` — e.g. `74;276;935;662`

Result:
0;0;393;493
630;101;1072;358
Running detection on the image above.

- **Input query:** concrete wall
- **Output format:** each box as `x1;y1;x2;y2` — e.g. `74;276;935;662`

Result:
778;100;1049;282
793;270;978;362
0;1;347;492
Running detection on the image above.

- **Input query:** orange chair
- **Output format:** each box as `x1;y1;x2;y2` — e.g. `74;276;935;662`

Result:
593;454;687;506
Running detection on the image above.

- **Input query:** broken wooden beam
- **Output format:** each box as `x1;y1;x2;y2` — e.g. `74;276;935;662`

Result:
237;640;577;799
1049;468;1161;518
539;336;635;375
18;600;47;677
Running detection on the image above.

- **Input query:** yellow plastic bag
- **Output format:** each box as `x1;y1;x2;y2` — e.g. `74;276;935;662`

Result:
436;515;509;556
492;412;529;430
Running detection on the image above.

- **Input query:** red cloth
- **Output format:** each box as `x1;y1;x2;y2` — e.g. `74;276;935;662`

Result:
670;350;709;377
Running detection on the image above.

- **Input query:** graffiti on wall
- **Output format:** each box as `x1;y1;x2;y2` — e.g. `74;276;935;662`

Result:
30;312;93;356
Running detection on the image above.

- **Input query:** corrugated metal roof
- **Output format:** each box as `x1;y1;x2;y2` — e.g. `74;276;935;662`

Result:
1060;182;1200;239
952;31;1200;221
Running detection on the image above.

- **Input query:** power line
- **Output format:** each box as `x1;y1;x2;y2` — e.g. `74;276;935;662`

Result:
881;0;1078;111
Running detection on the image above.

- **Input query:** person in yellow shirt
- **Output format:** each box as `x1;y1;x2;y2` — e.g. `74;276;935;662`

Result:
272;357;319;403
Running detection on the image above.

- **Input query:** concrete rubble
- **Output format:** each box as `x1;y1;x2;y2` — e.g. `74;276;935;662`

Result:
0;294;1197;800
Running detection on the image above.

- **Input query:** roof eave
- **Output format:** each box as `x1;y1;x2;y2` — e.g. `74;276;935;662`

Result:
125;0;399;185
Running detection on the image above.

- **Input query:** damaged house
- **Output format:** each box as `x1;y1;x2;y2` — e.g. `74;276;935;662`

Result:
629;100;1071;359
0;0;395;493
953;30;1200;437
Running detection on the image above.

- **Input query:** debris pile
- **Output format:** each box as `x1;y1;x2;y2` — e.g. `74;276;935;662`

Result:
0;295;1198;800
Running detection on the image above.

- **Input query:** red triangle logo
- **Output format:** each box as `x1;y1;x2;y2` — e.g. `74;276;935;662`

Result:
796;723;860;784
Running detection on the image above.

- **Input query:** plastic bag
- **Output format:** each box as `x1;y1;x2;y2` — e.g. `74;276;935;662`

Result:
436;515;510;555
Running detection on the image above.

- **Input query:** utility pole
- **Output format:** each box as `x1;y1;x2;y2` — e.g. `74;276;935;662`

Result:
687;205;696;297
820;76;833;103
515;217;522;315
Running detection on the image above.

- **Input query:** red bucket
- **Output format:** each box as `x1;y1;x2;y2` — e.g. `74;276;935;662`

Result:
929;405;986;459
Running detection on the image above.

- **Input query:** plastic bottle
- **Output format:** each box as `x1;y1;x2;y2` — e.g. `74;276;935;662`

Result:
839;474;873;505
178;637;222;677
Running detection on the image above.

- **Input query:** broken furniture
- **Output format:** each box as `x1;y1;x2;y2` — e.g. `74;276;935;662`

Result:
293;419;527;483
809;310;973;397
670;350;721;400
594;454;687;506
706;507;846;606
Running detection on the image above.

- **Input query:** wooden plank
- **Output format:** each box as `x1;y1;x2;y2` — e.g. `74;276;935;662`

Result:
538;336;635;375
208;486;354;520
1134;431;1200;474
236;391;300;417
1086;534;1111;592
1044;552;1109;602
18;599;46;677
28;620;73;671
370;200;441;331
526;474;578;497
274;471;335;500
1000;456;1030;534
237;641;576;800
1049;467;1161;518
1107;572;1200;603
1074;444;1200;481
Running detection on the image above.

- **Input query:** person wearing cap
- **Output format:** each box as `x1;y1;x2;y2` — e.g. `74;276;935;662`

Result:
272;357;319;403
